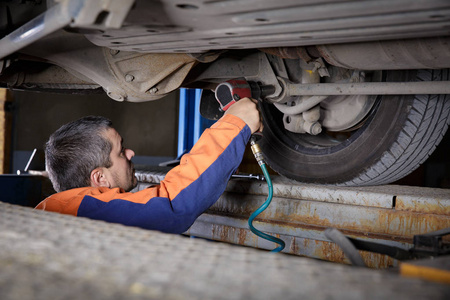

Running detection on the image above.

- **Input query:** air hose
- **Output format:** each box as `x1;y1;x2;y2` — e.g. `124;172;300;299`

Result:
248;137;286;252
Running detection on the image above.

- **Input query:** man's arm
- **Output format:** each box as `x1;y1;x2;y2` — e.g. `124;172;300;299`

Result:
76;100;257;233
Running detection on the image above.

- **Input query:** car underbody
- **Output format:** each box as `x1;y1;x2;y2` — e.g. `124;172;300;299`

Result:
1;0;450;185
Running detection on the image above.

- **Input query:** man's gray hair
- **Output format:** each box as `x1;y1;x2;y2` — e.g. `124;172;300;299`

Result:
45;116;113;192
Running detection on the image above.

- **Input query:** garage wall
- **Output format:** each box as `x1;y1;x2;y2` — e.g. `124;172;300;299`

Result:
10;90;179;172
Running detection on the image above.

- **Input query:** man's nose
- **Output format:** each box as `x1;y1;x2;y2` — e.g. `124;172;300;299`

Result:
125;148;135;160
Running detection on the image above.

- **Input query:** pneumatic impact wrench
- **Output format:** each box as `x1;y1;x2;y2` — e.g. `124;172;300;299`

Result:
214;79;268;167
214;79;285;252
214;78;271;165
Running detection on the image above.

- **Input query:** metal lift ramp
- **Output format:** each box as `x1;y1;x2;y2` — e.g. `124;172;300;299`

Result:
187;176;450;268
135;168;450;269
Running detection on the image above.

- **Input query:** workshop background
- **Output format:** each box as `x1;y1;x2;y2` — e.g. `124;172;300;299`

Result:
4;88;450;189
10;90;179;173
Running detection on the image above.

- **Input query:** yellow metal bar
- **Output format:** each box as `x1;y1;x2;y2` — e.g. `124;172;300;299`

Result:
400;262;450;285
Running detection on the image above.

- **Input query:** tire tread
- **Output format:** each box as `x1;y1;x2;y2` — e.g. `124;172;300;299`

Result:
345;69;450;185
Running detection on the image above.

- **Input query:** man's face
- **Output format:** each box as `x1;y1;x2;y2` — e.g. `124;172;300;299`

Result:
102;128;137;192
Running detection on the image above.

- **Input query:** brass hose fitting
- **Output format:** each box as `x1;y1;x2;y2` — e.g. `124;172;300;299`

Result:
250;137;265;166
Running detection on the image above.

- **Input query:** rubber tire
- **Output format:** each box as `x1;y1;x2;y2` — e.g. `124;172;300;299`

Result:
259;69;450;186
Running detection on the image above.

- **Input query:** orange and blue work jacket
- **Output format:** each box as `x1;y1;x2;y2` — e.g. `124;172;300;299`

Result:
35;115;250;234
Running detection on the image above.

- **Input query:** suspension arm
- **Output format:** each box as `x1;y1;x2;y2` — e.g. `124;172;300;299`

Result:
280;79;450;97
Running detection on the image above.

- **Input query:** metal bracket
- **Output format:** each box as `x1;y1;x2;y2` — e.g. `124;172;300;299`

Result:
325;227;450;266
312;58;330;77
413;227;450;256
65;0;135;29
0;0;134;60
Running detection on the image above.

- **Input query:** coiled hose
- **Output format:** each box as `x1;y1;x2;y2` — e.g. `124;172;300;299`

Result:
248;137;285;252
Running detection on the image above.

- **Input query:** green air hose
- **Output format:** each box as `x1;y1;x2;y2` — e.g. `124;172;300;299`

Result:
248;137;285;252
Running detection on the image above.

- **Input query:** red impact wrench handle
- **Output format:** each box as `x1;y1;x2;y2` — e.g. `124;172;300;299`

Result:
214;79;253;111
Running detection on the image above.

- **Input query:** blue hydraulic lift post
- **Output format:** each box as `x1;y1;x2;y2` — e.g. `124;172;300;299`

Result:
177;88;215;159
177;88;188;158
192;88;203;143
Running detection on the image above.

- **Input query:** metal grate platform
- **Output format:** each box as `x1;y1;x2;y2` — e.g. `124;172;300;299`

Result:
0;202;449;299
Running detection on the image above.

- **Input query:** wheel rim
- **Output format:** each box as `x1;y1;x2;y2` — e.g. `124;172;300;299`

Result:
260;97;381;156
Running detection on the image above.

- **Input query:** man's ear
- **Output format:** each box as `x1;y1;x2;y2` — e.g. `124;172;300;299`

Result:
90;168;110;188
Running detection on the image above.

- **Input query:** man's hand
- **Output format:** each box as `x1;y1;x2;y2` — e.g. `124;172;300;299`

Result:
224;97;262;134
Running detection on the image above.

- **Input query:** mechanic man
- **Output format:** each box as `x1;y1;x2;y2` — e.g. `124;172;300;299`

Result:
35;98;261;234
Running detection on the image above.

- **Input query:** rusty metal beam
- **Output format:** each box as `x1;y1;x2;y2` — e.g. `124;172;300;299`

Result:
190;178;450;268
135;169;450;269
